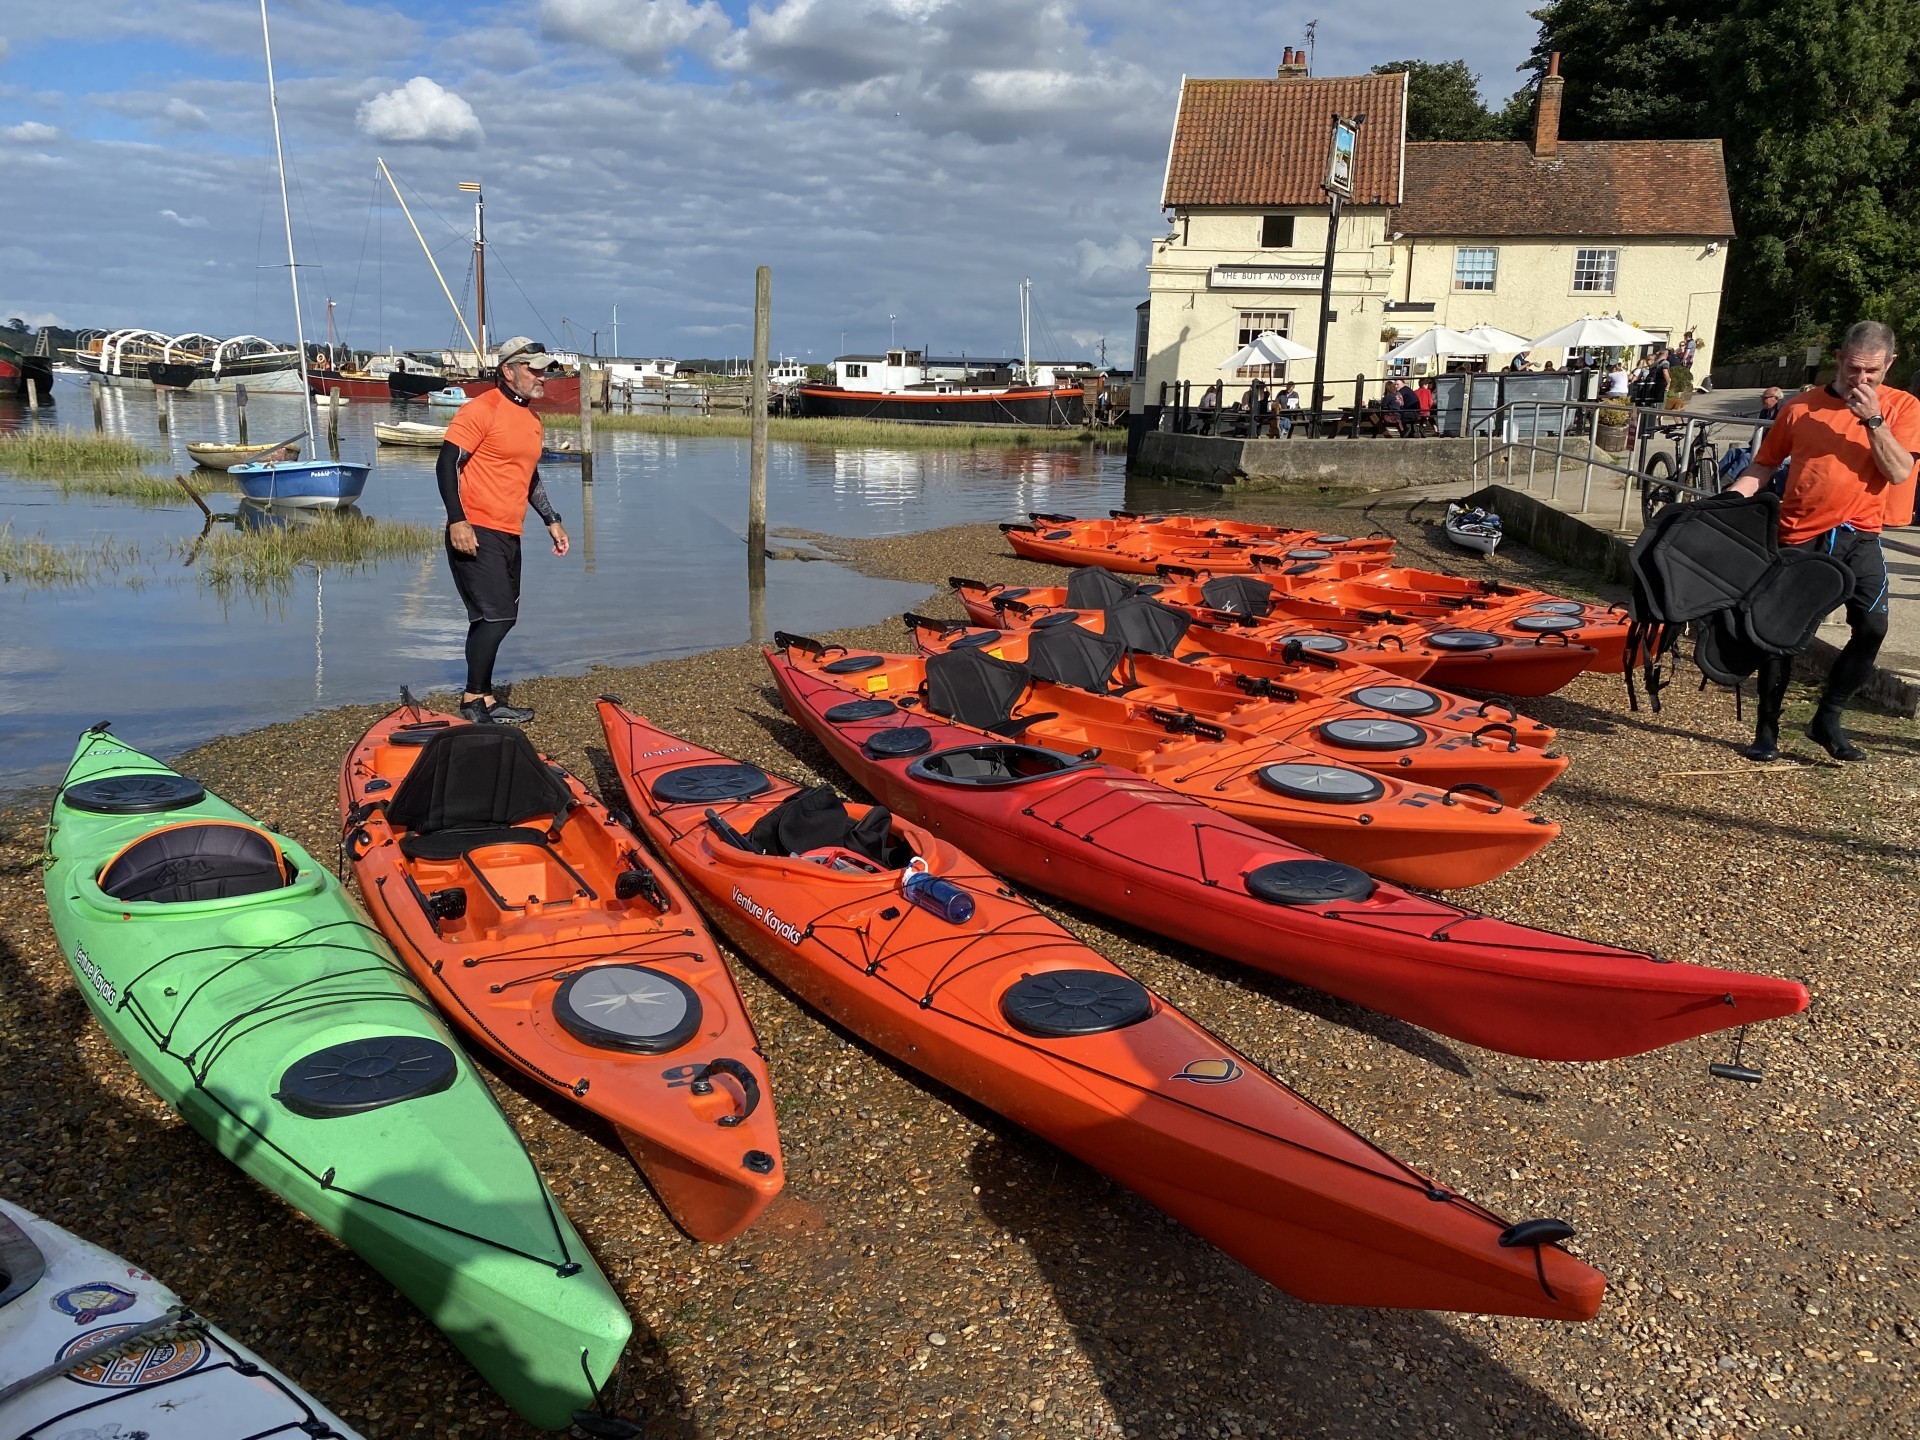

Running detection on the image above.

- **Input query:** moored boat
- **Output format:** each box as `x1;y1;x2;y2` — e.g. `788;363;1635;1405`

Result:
185;438;301;470
0;1197;365;1438
1446;501;1504;555
598;698;1607;1317
767;656;1810;1061
374;420;448;447
341;705;784;1242
426;387;470;408
796;347;1084;427
230;457;368;508
41;725;631;1428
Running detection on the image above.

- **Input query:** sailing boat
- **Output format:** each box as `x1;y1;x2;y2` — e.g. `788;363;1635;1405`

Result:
231;2;370;509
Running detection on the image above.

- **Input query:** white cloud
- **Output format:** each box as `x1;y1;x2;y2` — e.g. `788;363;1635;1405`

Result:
0;38;11;67
1075;234;1146;286
355;77;484;146
160;208;208;228
2;120;58;142
541;0;729;69
161;97;209;129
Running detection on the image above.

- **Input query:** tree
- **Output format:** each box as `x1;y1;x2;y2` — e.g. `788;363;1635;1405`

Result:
1369;61;1505;141
1518;0;1731;140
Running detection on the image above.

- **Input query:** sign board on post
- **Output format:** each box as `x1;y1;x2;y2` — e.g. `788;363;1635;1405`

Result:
1324;117;1357;200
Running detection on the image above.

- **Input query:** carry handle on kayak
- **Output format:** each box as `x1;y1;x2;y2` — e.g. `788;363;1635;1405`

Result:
1029;511;1077;524
1471;721;1521;750
1475;698;1519;723
1440;781;1506;811
1146;706;1228;742
689;1057;762;1127
1527;631;1575;647
903;611;965;637
773;630;840;659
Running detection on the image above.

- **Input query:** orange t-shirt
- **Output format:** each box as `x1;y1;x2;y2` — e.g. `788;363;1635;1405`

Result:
1752;385;1920;542
444;388;543;534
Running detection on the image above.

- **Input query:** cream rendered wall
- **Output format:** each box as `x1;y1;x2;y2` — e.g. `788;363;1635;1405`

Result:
1143;206;1399;410
1397;236;1730;371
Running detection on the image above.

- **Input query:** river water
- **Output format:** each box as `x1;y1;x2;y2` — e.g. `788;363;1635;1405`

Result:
2;377;1186;793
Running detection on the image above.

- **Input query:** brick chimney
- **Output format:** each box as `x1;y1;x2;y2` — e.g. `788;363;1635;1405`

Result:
1277;47;1309;77
1532;51;1563;159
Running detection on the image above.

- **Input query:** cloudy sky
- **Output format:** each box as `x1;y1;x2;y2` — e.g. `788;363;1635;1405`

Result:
2;0;1539;363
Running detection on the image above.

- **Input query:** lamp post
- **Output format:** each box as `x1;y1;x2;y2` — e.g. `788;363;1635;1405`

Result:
1309;111;1364;435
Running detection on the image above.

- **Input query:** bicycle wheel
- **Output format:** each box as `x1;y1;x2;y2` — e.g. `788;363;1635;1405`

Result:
1640;451;1680;527
1690;453;1722;497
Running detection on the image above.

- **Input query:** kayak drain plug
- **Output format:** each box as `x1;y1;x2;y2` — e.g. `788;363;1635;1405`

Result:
1709;1025;1763;1085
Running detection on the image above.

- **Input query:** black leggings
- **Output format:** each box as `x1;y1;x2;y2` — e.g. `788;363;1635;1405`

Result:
465;618;515;694
1801;528;1889;705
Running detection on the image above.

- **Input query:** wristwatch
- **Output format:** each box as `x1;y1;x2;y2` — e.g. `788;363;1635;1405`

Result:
1865;414;1886;430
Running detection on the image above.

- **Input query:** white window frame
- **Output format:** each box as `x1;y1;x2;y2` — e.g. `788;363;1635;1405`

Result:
1452;247;1498;292
1572;247;1620;294
1233;310;1295;379
844;363;867;378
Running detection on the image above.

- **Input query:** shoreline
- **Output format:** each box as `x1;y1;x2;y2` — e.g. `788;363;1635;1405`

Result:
5;509;1914;1438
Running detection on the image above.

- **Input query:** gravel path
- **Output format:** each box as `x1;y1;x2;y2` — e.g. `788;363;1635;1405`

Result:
3;500;1914;1439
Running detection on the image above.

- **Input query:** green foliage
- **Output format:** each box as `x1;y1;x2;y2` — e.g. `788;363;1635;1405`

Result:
1370;60;1506;140
0;432;158;475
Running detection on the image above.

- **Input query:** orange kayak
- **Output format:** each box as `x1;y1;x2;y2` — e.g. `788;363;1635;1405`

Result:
341;704;783;1243
598;699;1605;1320
1003;511;1392;576
905;613;1569;804
1250;554;1631;674
775;636;1559;889
951;576;1555;747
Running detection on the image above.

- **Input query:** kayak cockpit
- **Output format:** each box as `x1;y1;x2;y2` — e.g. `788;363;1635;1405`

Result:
906;744;1093;788
97;821;297;904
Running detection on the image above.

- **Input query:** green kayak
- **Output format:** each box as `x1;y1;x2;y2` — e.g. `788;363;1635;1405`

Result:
40;727;632;1431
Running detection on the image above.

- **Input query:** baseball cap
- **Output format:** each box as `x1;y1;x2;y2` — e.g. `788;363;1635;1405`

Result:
496;337;561;371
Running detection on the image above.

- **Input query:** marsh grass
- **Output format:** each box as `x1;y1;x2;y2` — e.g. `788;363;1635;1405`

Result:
0;524;144;586
0;433;158;475
189;514;440;592
545;412;1101;448
52;471;228;503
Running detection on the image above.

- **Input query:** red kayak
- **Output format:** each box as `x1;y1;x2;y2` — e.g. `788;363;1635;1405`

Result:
599;699;1606;1318
767;654;1810;1062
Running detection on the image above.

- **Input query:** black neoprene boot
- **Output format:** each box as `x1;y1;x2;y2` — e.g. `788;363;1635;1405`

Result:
1741;658;1791;762
1807;701;1867;762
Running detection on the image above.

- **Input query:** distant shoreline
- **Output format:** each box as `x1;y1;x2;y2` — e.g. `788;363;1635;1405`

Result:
544;410;1110;449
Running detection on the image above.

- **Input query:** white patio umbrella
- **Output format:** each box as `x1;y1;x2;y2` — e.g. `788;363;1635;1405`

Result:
1527;315;1665;351
1460;323;1532;354
1220;330;1316;369
1382;325;1484;363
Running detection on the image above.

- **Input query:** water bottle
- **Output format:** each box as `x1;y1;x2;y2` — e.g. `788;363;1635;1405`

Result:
900;856;974;924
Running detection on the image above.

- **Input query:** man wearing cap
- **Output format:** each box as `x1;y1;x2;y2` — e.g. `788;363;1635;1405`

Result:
436;337;570;725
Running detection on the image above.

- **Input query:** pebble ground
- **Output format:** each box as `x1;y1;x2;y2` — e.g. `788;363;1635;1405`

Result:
3;499;1914;1439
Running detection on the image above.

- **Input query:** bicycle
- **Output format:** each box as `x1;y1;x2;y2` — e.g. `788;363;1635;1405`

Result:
1638;416;1724;527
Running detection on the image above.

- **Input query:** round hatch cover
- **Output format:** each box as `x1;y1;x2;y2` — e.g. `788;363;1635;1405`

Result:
1286;548;1332;560
1314;534;1352;544
1032;611;1082;628
278;1035;458;1118
822;653;886;674
951;631;1001;649
1318;717;1427;750
554;965;703;1054
1256;763;1386;804
1512;614;1583;633
865;726;933;759
1425;630;1502;651
652;764;773;805
1001;970;1152;1038
1350;685;1443;717
1288;633;1349;652
1245;859;1377;905
825;698;899;722
63;774;206;816
1526;601;1585;615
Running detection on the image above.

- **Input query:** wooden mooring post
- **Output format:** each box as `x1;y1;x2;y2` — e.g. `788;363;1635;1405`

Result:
236;384;249;446
327;387;342;458
748;265;770;585
577;362;595;484
91;380;104;430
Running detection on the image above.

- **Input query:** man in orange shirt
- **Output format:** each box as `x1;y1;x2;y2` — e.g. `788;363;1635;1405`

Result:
1728;321;1918;761
437;336;571;725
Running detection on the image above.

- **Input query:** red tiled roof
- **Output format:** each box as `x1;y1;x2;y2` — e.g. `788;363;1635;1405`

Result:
1395;140;1734;237
1161;74;1407;209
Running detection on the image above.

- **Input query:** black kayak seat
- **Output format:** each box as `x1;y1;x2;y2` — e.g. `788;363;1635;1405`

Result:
1199;575;1275;619
399;825;553;862
1064;568;1139;609
100;821;291;904
1026;621;1127;694
386;726;572;839
1101;596;1193;657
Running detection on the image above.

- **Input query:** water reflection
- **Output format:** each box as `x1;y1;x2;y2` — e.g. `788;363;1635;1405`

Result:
0;377;1130;791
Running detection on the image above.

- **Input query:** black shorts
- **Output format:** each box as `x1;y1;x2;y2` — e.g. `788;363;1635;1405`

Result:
447;526;521;624
1791;527;1888;621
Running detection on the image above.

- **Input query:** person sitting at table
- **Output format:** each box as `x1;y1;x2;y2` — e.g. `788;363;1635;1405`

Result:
1369;379;1408;436
1410;377;1436;432
1508;351;1534;372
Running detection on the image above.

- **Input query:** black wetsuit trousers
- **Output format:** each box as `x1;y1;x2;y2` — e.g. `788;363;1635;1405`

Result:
1755;526;1889;715
446;526;521;695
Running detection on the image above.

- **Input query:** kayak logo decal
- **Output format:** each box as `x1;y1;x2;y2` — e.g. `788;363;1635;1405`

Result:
1173;1058;1242;1085
731;886;804;946
59;1322;209;1389
636;744;694;759
51;1282;137;1324
72;945;117;1006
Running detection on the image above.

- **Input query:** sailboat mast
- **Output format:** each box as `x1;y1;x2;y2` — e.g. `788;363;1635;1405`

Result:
1020;278;1031;385
258;0;314;441
473;188;488;360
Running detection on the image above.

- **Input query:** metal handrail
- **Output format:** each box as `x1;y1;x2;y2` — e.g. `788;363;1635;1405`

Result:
1469;397;1776;530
